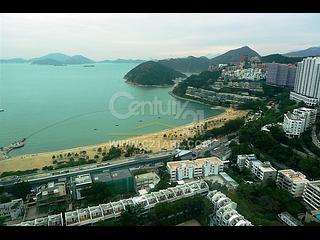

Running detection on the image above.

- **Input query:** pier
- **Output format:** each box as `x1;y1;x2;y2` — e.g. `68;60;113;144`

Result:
0;138;26;160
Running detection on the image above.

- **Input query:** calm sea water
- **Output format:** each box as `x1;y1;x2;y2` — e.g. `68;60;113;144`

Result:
0;63;224;156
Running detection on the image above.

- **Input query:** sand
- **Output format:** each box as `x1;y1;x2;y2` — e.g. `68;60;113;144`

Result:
0;108;247;173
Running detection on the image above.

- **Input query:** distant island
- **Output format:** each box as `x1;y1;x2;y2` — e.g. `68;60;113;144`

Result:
100;59;146;64
124;61;186;87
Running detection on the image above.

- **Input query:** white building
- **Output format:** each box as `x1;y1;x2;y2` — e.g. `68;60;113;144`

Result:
134;172;160;192
236;154;257;170
282;107;317;137
290;57;320;106
278;212;303;226
282;112;305;137
71;174;92;200
251;161;277;182
237;154;277;181
167;157;224;182
276;169;309;197
14;180;209;226
303;180;320;210
0;198;24;221
207;191;252;226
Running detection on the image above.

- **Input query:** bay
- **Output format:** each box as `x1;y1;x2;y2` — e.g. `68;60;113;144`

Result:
0;63;223;156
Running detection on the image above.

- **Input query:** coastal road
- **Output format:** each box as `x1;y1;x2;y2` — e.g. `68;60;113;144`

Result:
0;151;175;187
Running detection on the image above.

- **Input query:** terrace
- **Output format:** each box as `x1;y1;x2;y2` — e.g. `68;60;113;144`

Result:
89;206;103;220
100;203;114;218
48;213;63;226
65;211;79;226
35;217;48;226
77;208;91;223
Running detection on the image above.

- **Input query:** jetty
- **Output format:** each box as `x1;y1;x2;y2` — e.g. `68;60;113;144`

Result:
0;138;26;160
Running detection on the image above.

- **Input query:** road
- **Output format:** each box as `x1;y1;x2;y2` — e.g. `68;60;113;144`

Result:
0;151;174;187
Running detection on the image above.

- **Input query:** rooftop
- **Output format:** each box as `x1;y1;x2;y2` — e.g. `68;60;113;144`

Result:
135;172;159;181
219;172;239;188
252;160;277;172
74;174;92;186
278;169;308;182
167;157;223;169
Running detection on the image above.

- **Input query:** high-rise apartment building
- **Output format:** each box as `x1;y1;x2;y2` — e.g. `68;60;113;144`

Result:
266;63;297;88
290;57;320;106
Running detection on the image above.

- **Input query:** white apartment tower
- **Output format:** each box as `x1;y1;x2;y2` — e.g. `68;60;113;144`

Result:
290;57;320;106
282;107;317;138
276;169;309;197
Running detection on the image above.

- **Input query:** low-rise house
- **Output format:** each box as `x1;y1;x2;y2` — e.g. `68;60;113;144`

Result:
278;212;303;226
134;172;160;192
71;174;92;200
276;169;309;197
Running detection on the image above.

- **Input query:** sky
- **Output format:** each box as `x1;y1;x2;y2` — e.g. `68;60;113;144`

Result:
0;13;319;61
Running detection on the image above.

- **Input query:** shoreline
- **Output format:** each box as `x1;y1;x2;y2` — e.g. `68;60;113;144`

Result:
0;108;248;173
124;79;174;88
168;91;224;109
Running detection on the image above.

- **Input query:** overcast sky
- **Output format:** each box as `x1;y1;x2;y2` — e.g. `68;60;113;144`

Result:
0;13;319;61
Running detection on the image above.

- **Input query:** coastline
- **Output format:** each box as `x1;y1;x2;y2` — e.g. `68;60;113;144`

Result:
169;91;224;109
124;79;174;88
0;108;248;173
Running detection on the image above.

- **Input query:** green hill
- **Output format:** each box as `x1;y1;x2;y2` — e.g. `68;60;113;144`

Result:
124;61;186;86
158;56;210;73
172;71;221;97
261;54;303;64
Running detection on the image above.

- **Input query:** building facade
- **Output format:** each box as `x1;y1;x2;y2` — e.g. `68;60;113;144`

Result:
134;172;160;192
290;57;320;106
266;63;297;88
237;154;277;181
282;107;317;137
303;180;320;210
167;157;224;182
0;198;24;220
207;191;252;226
71;174;92;200
276;169;309;197
14;180;209;226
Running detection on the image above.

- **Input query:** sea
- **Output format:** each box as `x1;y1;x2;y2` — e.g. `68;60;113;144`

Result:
0;63;224;156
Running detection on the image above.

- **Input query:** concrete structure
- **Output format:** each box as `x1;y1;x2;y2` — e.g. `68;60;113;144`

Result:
35;182;68;208
14;180;209;226
303;180;320;210
219;172;239;189
276;169;309;197
71;174;92;200
185;87;260;104
236;154;257;170
0;198;24;221
167;157;224;182
290;57;320;106
251;161;277;182
278;212;303;226
266;63;297;88
207;191;252;226
92;169;134;194
282;107;317;138
134;172;160;192
237;154;277;181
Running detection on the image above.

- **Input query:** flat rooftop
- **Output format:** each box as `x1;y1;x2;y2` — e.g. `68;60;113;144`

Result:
252;160;277;172
74;174;92;185
135;172;159;180
167;157;223;169
278;169;307;182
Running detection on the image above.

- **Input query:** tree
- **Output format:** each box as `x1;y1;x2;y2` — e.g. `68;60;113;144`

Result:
204;150;211;157
119;205;144;226
81;182;114;205
8;182;31;200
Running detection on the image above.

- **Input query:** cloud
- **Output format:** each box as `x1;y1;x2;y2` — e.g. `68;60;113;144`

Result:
0;13;319;60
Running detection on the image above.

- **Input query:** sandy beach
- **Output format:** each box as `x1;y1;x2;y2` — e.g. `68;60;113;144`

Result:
0;108;247;173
